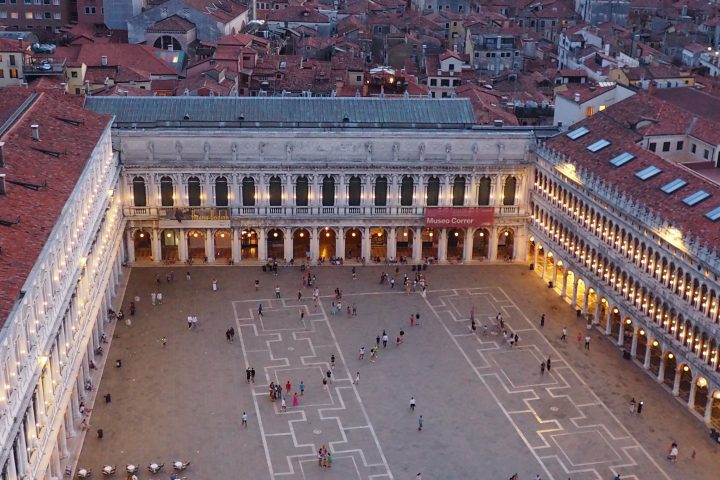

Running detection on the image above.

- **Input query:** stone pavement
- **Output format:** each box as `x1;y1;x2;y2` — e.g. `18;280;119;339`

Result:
76;264;719;480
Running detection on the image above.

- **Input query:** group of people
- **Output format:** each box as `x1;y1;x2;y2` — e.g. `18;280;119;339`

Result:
268;380;302;410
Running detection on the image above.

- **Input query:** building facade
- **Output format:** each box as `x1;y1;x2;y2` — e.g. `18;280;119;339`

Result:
0;0;72;33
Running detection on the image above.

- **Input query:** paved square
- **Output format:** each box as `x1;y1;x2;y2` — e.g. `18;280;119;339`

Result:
76;265;716;480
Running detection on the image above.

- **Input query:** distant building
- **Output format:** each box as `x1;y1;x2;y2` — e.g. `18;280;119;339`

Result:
552;82;635;127
575;0;629;26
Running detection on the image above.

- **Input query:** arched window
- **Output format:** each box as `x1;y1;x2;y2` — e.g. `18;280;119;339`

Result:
374;176;387;206
242;177;255;206
269;176;282;206
215;176;228;206
153;35;182;51
160;176;174;207
295;176;308;206
188;176;201;207
322;176;335;206
348;176;361;206
132;176;147;207
426;176;440;206
400;175;414;206
503;176;517;205
452;176;465;206
478;176;491;206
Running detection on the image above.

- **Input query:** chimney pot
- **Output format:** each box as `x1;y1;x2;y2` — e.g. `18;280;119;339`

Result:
574;92;581;103
0;174;6;195
31;124;40;141
101;55;108;66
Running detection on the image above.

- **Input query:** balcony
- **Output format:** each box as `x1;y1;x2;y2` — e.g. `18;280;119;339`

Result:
23;58;66;76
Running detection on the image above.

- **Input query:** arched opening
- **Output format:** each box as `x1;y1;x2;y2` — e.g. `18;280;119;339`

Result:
421;228;439;260
503;176;517;205
242;177;256;206
648;339;662;376
153;35;182;51
160;176;174;206
267;229;284;260
269;176;282;206
293;229;310;260
215;176;229;206
133;229;152;261
452;176;465;206
622;319;634;351
473;228;489;259
400;176;414;206
709;391;720;429
396;227;413;259
188;176;201;207
447;228;465;260
497;229;514;260
635;328;648;362
426;176;440;206
322;176;335;206
374;176;388;206
161;230;179;262
241;229;258;260
214;229;232;260
348;176;361;206
663;352;677;389
694;377;709;417
477;176;491;205
677;364;693;403
132;176;147;207
319;227;336;260
370;228;387;260
295;176;309;206
187;230;206;261
345;228;362;259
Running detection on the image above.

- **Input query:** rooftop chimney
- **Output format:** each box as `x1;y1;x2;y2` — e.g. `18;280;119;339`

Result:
101;55;108;66
31;124;40;141
0;141;5;167
574;92;581;103
0;174;6;195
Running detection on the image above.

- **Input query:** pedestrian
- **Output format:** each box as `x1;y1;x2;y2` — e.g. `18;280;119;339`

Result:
390;278;395;288
354;371;360;385
584;335;591;350
416;474;422;480
192;315;198;329
250;368;256;383
281;397;287;412
297;290;302;301
293;392;299;408
186;271;191;281
546;357;551;372
160;336;167;348
330;354;336;369
418;415;423;431
286;380;292;394
242;412;248;427
613;475;621;480
187;316;193;328
275;285;281;298
300;309;305;323
540;313;545;328
322;377;328;391
300;380;305;395
410;396;416;411
637;400;643;415
151;292;157;306
326;369;332;384
667;443;678;462
376;335;381;346
157;291;163;304
630;397;636;413
255;279;260;291
415;313;420;325
115;359;122;368
258;304;263;318
352;304;357;316
396;335;401;346
577;331;582;344
471;318;476;333
382;333;388;348
226;329;232;342
104;393;112;403
229;327;235;341
246;367;252;383
514;333;519;345
540;362;545;375
410;314;415;327
359;346;365;360
560;327;567;341
331;302;336;315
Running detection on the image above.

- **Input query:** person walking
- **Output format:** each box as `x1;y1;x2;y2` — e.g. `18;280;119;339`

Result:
382;333;388;348
258;303;263;318
471;318;477;333
636;400;644;415
300;380;305;396
186;271;191;281
281;397;287;412
326;369;333;384
151;292;157;306
330;354;335;369
241;412;248;427
293;392;299;408
630;398;636;413
157;292;163;305
409;396;416;411
540;314;545;328
246;368;252;383
286;380;292;394
226;329;232;342
410;314;415;327
540;362;545;375
560;327;567;341
359;346;365;360
275;285;281;298
354;371;360;385
229;327;235;342
546;357;551;372
250;368;256;383
584;334;591;350
418;415;423;431
160;336;167;348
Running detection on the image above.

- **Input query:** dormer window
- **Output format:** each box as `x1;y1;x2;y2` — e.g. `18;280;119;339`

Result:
448;63;455;71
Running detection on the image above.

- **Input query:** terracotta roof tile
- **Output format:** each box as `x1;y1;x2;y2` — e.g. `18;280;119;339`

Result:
146;14;197;33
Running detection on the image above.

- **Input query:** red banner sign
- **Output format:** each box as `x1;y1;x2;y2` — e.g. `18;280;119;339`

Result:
424;207;494;228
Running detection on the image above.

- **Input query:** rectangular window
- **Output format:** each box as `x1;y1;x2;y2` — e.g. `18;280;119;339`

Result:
9;55;15;66
25;11;33;19
587;139;610;152
585;106;594;117
53;12;60;18
44;11;51;18
662;141;671;152
691;143;697;153
704;149;710;159
705;205;720;221
677;141;684;150
9;68;18;78
683;190;710;206
440;79;449;86
71;71;78;78
609;152;635;167
648;142;656;152
0;11;5;17
566;126;589;139
635;165;662;180
10;12;18;18
355;75;361;82
0;70;4;78
660;178;687;194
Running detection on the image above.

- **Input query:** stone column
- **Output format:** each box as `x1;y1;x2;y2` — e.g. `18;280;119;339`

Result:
463;228;474;262
657;354;666;382
617;321;624;347
387;227;397;260
443;175;451;206
605;308;613;335
438;228;448;263
412;227;422;263
178;229;188;262
310;227;320;263
151;229;161;263
552;256;558;285
561;270;568;299
533;243;539;271
284;228;293;262
540;251;547;281
593;300;601;325
582;289;590;316
336;228;345;260
570;278;579;308
258;228;267;261
126;229;136;263
312;175;321;208
285;174;293;208
232;228;241;263
630;328;638;357
206;229;215;263
488;227;498;261
704;394;714;424
688;380;697;409
362;227;371;261
672;369;681;396
467;175;476;206
6;449;18;480
364;175;373;209
16;429;29;478
643;340;652;369
57;421;68;458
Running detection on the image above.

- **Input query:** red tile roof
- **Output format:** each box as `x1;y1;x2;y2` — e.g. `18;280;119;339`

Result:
0;89;112;326
266;6;330;23
146;14;196;33
0;38;28;53
544;94;720;249
555;83;616;103
181;0;248;22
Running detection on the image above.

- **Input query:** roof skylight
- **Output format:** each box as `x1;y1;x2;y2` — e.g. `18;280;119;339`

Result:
635;165;662;180
567;126;589;140
705;206;720;221
683;190;710;206
587;139;610;152
660;179;687;194
609;152;634;167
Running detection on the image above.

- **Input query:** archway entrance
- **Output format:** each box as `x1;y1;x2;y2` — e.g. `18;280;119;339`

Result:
214;229;232;261
187;230;206;261
648;339;662;376
241;229;258;260
421;228;438;260
345;229;362;260
396;227;413;259
319;227;336;260
497;229;514;260
473;228;489;260
677;365;693;403
161;230;178;262
447;228;464;261
267;229;284;260
635;329;648;362
663;353;677;389
133;229;152;261
621;319;634;352
293;229;311;260
693;378;709;417
370;228;387;261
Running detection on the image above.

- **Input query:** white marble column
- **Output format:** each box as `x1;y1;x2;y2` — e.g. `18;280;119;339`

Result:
178;229;188;262
463;228;474;262
337;228;345;260
672;369;681;396
387;227;397;260
571;278;579;308
258;228;267;261
643;340;652;369
657;354;666;382
630;329;639;357
126;230;136;263
206;229;215;263
310;227;320;263
232;227;241;263
412;227;422;263
151;229;161;263
284;228;293;262
688;380;697;409
488;227;498;261
362;227;371;261
438;228;448;263
704;394;714;424
443;175;451;206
